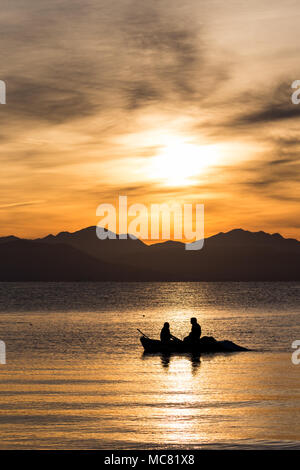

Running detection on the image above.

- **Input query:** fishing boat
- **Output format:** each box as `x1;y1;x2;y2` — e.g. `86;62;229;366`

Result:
140;334;249;354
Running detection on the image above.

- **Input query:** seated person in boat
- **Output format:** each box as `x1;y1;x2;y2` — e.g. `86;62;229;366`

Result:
184;317;201;343
160;322;172;343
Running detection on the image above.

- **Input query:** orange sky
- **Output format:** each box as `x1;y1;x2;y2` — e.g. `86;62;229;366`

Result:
0;0;300;240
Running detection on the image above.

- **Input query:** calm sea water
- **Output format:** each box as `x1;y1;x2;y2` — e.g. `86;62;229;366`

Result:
0;282;299;449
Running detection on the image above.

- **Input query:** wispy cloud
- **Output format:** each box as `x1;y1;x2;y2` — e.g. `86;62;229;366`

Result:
0;200;45;209
1;0;300;238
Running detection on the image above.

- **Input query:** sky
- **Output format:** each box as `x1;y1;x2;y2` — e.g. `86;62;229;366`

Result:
1;0;300;239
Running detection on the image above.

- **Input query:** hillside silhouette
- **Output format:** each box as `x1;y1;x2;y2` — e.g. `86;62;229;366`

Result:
0;227;299;281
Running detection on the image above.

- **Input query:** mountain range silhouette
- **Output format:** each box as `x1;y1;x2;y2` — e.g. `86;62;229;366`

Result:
0;227;299;281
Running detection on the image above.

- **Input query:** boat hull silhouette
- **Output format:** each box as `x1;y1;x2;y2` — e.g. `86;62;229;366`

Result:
140;335;248;354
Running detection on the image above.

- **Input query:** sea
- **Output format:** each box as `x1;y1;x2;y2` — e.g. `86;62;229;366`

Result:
0;281;299;449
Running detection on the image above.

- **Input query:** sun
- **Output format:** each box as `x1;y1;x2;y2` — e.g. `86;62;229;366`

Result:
149;138;220;186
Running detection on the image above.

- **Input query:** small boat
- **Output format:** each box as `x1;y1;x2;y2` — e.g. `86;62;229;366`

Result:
140;335;249;354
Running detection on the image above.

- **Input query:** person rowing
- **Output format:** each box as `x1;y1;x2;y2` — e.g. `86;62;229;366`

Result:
160;322;182;344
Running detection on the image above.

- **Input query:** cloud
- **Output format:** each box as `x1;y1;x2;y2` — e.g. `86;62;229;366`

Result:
0;0;232;128
0;200;45;209
1;0;300;239
230;81;300;127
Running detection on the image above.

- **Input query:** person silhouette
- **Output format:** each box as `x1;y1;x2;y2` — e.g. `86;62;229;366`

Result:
184;317;201;343
160;322;172;344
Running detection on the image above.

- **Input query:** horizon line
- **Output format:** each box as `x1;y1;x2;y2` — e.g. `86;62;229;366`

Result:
1;226;299;245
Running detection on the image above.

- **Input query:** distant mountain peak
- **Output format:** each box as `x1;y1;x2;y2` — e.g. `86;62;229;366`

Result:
271;232;283;239
0;235;20;244
207;228;299;246
0;226;299;280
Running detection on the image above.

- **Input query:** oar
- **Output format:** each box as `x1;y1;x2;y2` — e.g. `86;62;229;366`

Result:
137;328;150;339
170;334;183;343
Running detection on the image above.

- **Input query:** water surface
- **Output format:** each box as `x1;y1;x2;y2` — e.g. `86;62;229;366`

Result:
0;282;299;449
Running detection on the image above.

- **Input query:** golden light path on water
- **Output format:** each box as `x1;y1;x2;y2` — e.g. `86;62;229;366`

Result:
0;282;299;449
0;351;298;448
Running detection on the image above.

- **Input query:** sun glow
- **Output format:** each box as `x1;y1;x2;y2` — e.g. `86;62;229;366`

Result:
149;139;220;186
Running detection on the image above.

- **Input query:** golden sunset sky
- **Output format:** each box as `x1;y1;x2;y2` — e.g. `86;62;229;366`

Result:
0;0;300;239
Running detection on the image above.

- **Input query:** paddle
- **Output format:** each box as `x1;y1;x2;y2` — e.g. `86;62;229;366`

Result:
170;334;183;343
137;328;150;339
